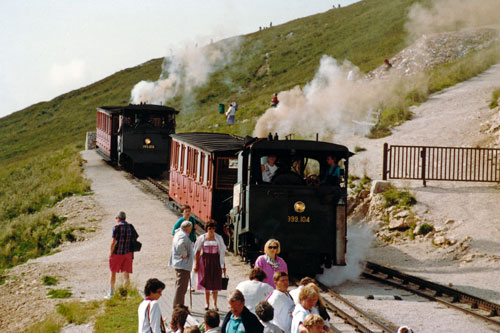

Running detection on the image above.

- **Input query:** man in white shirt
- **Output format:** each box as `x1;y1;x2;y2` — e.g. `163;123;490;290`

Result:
236;268;274;314
261;155;278;183
267;271;294;333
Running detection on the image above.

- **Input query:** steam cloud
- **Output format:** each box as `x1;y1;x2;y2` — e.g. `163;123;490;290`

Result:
406;0;500;41
254;0;500;140
253;56;393;139
316;224;374;286
130;38;240;105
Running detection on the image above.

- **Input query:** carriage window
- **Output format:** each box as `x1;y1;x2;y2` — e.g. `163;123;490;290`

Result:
215;158;238;190
199;153;205;184
193;150;198;179
180;145;186;173
207;156;213;187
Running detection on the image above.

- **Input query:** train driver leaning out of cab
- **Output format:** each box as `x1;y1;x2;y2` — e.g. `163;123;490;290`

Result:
261;155;278;183
323;155;341;186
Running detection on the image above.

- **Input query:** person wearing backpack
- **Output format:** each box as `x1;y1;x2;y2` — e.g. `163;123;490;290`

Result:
106;211;139;299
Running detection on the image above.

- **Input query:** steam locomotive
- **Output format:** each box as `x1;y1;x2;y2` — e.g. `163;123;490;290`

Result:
95;104;179;175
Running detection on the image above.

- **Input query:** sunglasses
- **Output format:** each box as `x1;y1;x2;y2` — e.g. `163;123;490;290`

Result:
268;245;278;249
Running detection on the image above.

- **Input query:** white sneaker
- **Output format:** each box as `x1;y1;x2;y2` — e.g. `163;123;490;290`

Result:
104;293;113;299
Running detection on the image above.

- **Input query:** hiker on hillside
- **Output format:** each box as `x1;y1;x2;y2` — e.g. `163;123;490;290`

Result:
107;211;139;299
271;93;279;107
225;102;237;126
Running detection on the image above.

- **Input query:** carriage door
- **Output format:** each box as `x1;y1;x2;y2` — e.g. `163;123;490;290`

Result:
109;115;119;161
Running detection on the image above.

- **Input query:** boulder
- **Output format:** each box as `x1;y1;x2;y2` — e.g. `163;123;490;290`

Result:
370;180;392;195
393;210;410;219
389;218;409;230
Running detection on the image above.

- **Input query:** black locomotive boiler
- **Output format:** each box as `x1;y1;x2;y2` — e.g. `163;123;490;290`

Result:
229;136;353;276
96;104;179;175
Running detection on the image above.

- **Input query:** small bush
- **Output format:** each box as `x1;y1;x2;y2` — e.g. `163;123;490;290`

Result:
382;188;416;208
27;313;64;333
418;223;434;236
354;146;366;153
57;301;101;325
48;288;72;299
42;275;58;286
490;88;500;109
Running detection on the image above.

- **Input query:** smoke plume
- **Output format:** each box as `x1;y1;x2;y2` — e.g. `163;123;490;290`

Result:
405;0;500;41
316;224;374;286
253;56;397;139
130;37;240;105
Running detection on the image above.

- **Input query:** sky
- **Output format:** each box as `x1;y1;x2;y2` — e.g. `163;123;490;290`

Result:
0;0;359;119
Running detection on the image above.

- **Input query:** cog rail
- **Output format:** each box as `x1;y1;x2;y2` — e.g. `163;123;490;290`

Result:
363;261;500;327
310;278;397;333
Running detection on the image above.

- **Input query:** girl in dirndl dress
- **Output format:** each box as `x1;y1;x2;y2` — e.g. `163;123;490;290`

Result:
194;221;226;311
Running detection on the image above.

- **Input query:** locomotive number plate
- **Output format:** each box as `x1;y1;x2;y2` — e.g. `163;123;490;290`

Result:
142;144;155;149
288;215;310;223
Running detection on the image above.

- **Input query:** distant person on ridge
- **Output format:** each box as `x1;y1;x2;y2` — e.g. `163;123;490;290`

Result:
271;93;279;107
225;102;237;126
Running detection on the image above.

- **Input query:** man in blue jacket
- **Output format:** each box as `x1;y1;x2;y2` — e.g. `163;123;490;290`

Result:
221;289;264;333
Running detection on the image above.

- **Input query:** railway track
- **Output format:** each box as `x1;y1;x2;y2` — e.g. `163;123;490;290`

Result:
312;278;397;333
363;261;500;327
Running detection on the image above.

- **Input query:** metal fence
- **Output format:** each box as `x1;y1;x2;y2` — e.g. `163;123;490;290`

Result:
382;143;500;186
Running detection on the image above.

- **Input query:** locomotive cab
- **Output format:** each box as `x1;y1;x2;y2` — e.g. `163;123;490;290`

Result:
230;137;353;276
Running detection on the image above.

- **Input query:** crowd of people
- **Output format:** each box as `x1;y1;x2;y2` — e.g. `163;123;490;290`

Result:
123;206;331;333
109;209;411;333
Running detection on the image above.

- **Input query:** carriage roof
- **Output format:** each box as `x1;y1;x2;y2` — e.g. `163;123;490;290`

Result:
248;138;354;159
97;104;180;115
171;132;245;153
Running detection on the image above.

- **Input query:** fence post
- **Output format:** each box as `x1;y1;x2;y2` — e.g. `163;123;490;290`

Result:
383;143;388;180
421;147;426;187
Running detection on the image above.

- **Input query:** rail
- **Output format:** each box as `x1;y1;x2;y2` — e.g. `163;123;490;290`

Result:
382;143;500;186
312;278;397;333
363;261;500;326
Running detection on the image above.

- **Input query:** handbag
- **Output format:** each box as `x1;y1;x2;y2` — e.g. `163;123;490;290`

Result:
221;272;229;290
132;240;142;252
130;224;142;252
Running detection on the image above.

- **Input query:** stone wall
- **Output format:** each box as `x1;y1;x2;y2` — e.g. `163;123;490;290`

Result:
85;131;96;150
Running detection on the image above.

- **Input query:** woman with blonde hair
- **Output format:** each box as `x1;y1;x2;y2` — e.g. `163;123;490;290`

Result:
254;239;288;288
291;284;319;333
307;283;330;322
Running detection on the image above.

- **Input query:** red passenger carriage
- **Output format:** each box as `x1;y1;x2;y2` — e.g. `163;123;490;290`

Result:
169;133;245;234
